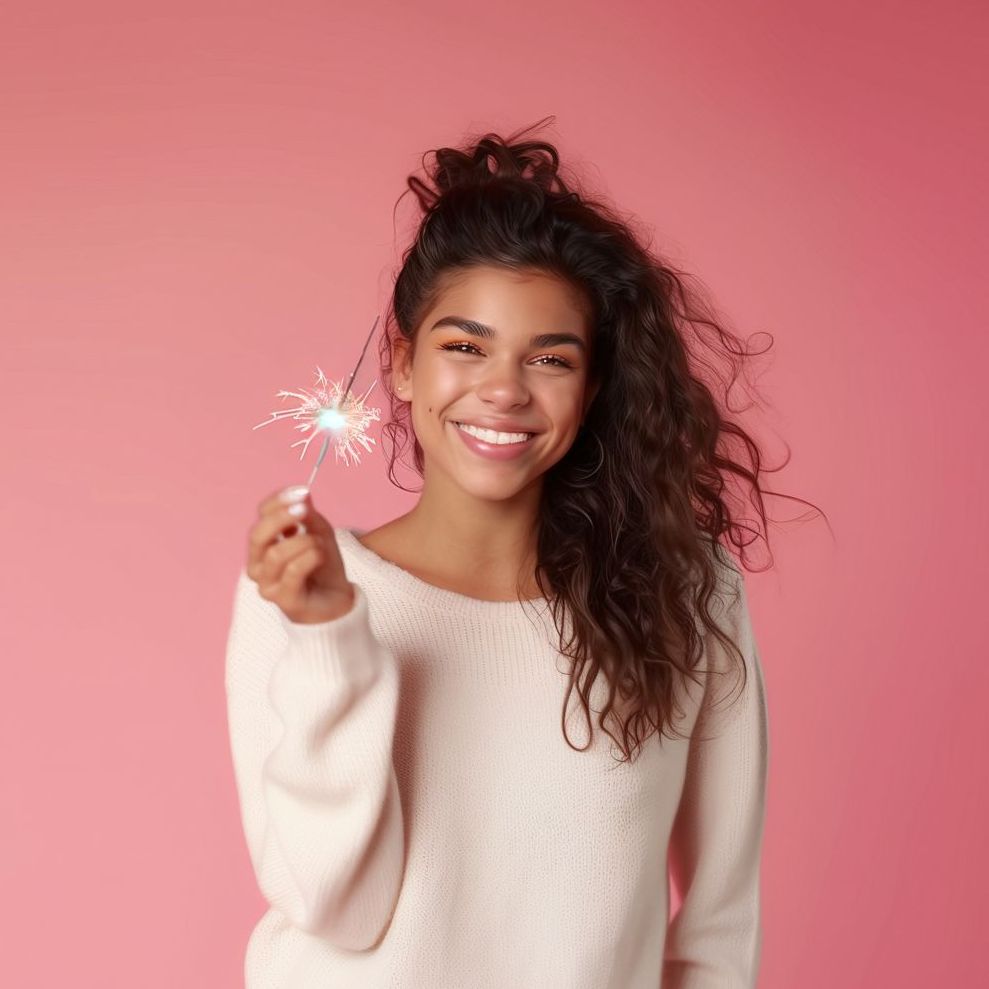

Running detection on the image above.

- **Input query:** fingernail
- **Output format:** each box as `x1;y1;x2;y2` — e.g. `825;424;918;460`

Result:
287;502;306;517
279;485;309;503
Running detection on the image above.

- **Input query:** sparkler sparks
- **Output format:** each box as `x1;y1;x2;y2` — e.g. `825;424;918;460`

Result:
253;314;383;489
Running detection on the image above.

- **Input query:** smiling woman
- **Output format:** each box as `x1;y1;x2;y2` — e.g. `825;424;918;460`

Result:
385;262;600;503
226;117;821;989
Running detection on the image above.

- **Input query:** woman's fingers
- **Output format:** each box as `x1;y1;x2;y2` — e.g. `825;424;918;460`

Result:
248;505;300;573
256;531;321;592
277;543;326;601
247;496;334;580
245;487;352;623
257;485;310;517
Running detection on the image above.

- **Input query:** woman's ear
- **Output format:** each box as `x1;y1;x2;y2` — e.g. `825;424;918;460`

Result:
392;338;413;396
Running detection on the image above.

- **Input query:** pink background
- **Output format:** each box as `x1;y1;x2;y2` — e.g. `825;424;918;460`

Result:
3;1;986;985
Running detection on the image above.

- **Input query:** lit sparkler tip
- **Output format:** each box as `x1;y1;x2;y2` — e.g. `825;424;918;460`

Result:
253;365;382;473
253;314;383;485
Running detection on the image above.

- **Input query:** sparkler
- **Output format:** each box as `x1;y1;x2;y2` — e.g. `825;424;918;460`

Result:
253;314;382;535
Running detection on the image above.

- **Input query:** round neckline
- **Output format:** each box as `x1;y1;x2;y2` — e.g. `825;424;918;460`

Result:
335;526;551;616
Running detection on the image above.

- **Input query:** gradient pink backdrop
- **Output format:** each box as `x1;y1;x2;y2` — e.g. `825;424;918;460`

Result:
2;1;986;986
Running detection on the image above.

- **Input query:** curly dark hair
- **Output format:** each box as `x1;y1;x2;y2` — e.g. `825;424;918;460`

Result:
376;116;824;763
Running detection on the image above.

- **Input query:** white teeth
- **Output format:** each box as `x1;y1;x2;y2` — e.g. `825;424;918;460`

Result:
455;422;534;445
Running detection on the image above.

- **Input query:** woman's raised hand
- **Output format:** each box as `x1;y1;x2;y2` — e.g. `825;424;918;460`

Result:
246;485;356;624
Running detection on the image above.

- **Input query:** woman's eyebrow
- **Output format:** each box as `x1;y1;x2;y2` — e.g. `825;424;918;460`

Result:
430;315;586;352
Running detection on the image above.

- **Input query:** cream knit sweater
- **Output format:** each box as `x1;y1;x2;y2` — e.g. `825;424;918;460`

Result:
224;527;770;988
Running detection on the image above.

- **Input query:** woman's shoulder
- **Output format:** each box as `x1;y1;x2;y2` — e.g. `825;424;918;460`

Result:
337;518;413;566
332;521;403;577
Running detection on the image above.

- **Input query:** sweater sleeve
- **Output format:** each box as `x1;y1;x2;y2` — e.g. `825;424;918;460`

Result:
662;563;770;989
224;568;406;951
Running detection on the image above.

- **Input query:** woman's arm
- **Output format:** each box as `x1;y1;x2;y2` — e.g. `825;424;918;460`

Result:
662;564;771;988
224;568;405;951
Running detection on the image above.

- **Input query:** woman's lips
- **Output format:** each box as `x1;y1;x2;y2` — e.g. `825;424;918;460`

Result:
450;421;538;461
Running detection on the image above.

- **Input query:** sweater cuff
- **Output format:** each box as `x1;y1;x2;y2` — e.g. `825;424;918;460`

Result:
276;583;380;681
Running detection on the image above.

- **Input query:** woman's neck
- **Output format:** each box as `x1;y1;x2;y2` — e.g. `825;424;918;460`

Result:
364;496;543;601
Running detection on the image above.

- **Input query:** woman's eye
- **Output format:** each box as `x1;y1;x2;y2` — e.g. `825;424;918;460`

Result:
440;342;483;356
439;341;573;369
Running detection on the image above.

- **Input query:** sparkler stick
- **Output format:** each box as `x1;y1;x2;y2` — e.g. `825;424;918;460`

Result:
253;314;383;536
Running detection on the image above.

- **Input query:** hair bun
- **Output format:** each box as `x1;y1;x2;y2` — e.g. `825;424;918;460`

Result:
408;117;574;211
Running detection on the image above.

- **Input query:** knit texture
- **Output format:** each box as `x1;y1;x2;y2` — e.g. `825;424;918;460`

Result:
224;527;770;988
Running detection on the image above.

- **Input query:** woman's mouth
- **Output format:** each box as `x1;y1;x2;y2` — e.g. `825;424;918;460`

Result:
451;421;538;460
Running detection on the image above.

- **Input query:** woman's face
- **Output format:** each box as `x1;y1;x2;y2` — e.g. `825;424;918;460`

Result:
395;264;599;502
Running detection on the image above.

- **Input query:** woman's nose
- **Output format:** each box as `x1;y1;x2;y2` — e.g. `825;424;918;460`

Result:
474;371;530;406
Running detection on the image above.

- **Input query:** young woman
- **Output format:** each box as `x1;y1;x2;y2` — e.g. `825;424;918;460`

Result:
226;122;805;987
